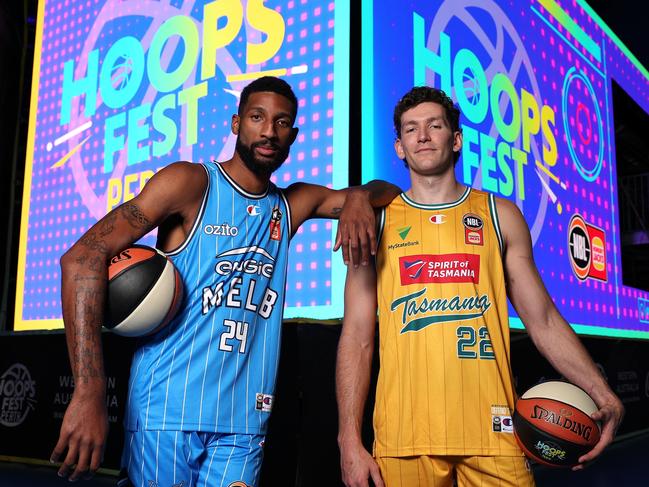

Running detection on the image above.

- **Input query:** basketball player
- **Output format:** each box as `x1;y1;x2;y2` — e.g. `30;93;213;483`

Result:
336;86;624;487
50;76;400;485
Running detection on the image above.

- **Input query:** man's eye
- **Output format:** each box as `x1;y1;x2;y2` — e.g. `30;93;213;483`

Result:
277;120;289;127
251;114;262;121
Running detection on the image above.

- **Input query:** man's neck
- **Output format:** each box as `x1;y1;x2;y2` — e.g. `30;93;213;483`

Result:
220;156;269;194
406;170;464;205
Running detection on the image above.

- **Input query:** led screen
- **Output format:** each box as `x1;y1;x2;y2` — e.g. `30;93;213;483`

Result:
363;0;649;338
15;0;350;331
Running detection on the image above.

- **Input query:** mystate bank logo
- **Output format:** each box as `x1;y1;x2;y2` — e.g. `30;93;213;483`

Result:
0;363;37;427
391;288;491;333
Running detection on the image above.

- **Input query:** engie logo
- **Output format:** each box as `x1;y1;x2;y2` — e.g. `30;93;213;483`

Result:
568;214;606;281
399;253;480;285
0;363;37;427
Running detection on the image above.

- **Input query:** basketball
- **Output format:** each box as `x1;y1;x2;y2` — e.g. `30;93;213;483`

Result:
513;381;601;468
104;245;183;337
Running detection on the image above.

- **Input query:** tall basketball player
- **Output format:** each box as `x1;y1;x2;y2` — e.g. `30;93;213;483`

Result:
336;87;624;487
50;76;400;485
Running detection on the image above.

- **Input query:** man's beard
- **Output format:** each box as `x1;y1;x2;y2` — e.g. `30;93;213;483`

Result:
236;138;289;178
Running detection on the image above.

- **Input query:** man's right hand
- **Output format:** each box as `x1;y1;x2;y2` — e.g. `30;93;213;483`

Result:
340;441;384;487
50;390;108;481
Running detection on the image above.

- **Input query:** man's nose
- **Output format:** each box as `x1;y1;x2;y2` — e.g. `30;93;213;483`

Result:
260;120;278;139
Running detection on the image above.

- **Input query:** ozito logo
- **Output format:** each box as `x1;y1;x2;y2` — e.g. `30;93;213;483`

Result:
568;214;607;282
204;223;239;237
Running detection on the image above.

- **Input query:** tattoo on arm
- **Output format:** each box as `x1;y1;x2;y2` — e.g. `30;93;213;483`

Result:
71;287;104;383
78;232;109;256
120;202;153;230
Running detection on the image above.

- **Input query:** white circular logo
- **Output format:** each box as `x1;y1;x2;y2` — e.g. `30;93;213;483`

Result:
0;363;37;427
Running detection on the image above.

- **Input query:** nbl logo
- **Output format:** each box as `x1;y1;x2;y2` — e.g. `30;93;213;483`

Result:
567;214;606;281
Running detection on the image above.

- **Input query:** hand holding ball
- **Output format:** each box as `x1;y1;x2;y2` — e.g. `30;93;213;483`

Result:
513;381;601;468
104;245;183;337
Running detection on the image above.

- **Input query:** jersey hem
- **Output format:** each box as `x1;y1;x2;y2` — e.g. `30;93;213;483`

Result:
374;446;524;457
128;421;268;435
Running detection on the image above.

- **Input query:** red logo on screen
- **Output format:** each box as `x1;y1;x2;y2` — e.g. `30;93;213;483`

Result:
568;214;607;282
399;254;480;285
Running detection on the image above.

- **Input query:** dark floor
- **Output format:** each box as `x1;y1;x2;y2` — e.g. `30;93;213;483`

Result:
1;432;648;486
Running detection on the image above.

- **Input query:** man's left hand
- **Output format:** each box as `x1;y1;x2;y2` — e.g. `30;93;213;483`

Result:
334;189;376;267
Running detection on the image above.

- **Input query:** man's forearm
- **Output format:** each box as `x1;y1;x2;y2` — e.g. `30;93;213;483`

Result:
353;180;401;209
60;234;112;394
336;334;374;446
529;311;614;404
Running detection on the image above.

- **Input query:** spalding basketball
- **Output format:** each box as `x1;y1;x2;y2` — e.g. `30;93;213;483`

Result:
513;381;600;468
105;245;183;337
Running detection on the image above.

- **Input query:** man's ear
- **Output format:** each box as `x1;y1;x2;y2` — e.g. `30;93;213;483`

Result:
453;130;463;154
394;138;405;160
231;114;240;135
289;126;299;145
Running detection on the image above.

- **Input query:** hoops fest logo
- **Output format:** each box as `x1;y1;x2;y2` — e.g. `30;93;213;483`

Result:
0;363;37;427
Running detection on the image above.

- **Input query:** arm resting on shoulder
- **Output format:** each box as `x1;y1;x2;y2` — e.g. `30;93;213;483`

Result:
285;180;400;266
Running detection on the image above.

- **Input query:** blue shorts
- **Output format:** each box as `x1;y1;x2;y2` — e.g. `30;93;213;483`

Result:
121;430;264;487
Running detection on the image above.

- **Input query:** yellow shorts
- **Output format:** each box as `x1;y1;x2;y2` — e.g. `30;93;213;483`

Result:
375;455;535;487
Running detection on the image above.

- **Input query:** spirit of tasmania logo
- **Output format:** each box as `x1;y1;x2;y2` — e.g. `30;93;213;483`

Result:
399;253;480;286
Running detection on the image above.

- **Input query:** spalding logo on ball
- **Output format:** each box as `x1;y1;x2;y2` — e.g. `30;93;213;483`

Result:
105;245;183;337
513;380;601;468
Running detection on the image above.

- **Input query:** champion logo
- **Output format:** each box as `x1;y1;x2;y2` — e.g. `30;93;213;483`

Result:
247;205;261;216
429;214;446;224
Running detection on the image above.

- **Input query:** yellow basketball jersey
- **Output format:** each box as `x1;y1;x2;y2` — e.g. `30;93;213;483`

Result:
374;187;521;457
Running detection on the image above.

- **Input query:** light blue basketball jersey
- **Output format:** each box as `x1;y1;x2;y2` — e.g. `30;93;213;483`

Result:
124;162;291;435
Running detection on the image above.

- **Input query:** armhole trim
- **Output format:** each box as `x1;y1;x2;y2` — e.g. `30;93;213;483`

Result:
166;164;210;257
488;193;504;255
377;207;386;248
279;189;293;240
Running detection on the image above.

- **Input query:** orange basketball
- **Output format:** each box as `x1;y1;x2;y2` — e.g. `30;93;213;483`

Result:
513;381;601;468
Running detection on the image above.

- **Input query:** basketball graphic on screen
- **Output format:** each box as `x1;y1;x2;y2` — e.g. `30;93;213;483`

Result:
105;245;183;337
513;381;601;468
